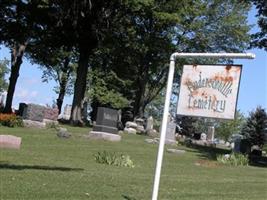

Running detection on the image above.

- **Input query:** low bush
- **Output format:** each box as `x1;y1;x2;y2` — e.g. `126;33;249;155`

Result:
217;153;249;166
0;113;24;127
94;151;135;168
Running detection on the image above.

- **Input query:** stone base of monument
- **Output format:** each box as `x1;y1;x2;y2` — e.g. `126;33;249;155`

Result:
93;125;118;134
0;135;21;149
86;131;121;142
165;139;177;145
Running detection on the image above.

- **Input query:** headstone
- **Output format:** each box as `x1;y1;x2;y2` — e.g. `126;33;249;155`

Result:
207;126;215;141
233;137;241;153
167;148;186;154
22;103;46;122
165;122;177;145
57;127;71;138
18;103;27;116
0;135;21;149
44;107;58;121
62;104;72;120
124;127;137;134
200;133;207;141
86;131;121;142
125;121;137;129
92;107;118;134
135;118;145;134
0;91;7;107
23;119;46;129
146;116;153;131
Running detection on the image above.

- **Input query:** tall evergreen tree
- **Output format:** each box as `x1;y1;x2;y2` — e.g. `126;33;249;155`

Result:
242;106;267;148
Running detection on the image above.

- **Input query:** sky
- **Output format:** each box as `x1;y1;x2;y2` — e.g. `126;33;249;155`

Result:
0;7;266;116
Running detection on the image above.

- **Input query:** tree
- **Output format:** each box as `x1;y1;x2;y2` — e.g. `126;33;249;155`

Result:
39;1;122;125
0;0;48;113
242;106;267;148
88;0;251;119
249;0;267;50
216;111;245;142
27;45;76;114
0;59;9;93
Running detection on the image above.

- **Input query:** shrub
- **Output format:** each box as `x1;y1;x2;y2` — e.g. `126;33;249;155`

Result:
242;106;267;149
0;113;24;127
94;151;135;168
217;153;249;166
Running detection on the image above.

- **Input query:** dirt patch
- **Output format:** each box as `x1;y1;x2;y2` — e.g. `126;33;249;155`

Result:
195;159;220;168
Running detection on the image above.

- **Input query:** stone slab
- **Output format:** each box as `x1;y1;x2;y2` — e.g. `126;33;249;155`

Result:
87;131;121;142
167;148;186;154
0;135;21;149
23;120;46;129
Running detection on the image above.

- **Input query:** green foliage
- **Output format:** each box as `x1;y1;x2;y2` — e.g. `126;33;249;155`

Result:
217;153;249;166
216;111;245;142
177;116;197;137
0;113;23;127
88;69;129;109
242;106;267;148
94;151;135;168
0;59;9;92
249;0;267;50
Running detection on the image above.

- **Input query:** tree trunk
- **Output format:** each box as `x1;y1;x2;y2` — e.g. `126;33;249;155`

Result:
56;82;66;115
56;57;70;114
70;46;90;125
3;43;26;113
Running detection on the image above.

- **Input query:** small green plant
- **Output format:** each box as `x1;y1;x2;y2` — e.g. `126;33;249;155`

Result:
94;151;135;168
217;153;249;166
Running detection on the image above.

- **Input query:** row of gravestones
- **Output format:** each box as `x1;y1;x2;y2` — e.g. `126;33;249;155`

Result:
89;107;177;144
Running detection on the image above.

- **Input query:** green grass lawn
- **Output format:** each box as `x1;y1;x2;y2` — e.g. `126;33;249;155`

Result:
0;126;267;200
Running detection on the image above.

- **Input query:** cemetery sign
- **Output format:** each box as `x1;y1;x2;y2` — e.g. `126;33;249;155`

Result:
177;64;242;119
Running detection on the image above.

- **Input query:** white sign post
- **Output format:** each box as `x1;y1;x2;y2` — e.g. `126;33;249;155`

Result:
151;53;255;200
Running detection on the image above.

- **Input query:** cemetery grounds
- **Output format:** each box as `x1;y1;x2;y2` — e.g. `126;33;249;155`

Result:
0;126;267;200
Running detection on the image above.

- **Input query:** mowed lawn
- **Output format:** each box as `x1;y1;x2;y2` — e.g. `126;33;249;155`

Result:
0;126;267;200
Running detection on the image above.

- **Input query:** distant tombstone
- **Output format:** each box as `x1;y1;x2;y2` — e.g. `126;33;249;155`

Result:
0;135;21;149
233;137;241;153
0;91;7;107
92;107;118;134
207;126;215;141
135;118;145;133
146;116;154;131
62;104;72;120
82;101;88;121
200;133;207;141
22;104;46;122
18;103;27;116
165;122;176;145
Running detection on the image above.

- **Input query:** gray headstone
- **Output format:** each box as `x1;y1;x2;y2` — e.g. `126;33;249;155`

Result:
92;107;118;134
166;122;176;141
207;126;215;141
87;131;121;142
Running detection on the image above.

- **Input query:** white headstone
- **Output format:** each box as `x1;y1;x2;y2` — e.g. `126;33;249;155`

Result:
146;116;154;131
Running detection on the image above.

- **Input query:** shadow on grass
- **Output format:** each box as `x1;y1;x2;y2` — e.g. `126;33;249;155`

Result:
185;144;267;168
121;194;137;200
249;156;267;168
0;162;84;171
186;144;231;160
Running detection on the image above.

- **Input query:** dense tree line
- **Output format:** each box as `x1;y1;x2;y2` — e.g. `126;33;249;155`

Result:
0;0;255;125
